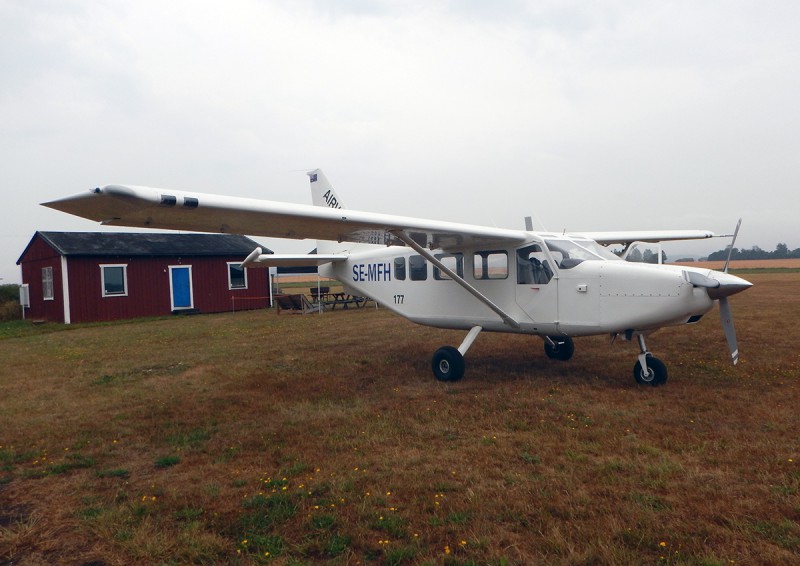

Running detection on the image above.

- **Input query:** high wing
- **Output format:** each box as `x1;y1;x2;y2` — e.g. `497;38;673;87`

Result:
42;184;528;251
576;230;715;245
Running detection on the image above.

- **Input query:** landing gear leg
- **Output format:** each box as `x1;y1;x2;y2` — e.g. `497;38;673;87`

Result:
632;334;668;386
432;326;482;382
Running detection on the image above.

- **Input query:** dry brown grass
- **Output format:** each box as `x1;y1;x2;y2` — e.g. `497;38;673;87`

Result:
1;272;799;565
674;258;800;270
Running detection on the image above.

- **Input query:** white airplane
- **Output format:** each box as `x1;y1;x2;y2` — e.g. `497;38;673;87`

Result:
44;170;752;386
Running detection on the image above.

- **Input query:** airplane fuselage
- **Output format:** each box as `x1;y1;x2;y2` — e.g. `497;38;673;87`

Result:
321;237;732;338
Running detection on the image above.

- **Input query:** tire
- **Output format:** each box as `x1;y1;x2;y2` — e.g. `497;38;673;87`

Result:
633;355;668;386
544;336;575;361
432;346;465;382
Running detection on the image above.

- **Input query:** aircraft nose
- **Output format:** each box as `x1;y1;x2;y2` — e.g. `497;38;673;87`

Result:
706;272;753;300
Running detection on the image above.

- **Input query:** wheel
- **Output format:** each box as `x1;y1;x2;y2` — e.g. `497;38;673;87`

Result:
633;355;668;386
432;346;465;382
544;336;575;361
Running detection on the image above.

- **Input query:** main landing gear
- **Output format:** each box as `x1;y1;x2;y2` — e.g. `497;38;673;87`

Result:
432;326;482;382
431;328;577;382
632;334;668;386
431;328;667;386
544;336;574;361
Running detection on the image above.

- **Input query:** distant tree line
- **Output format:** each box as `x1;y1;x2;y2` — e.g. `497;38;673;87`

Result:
707;243;800;261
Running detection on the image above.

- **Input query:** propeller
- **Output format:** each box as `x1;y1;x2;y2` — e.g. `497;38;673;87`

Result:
684;218;750;365
723;218;742;274
720;296;739;364
720;218;744;364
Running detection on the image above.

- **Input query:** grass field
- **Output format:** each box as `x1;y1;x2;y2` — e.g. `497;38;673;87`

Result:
1;272;798;565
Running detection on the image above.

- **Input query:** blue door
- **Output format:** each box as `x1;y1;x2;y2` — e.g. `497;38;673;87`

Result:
170;266;193;310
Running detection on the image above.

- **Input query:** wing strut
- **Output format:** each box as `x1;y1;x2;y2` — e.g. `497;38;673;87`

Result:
389;230;520;329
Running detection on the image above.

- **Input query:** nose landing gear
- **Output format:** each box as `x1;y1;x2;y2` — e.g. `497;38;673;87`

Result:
632;334;668;386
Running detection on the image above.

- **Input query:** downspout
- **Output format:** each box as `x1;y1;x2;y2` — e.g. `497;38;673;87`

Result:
61;256;71;324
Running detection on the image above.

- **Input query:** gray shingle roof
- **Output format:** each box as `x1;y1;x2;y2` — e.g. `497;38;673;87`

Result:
26;231;271;259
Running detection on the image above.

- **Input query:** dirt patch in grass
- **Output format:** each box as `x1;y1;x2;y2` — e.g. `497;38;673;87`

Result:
1;272;798;564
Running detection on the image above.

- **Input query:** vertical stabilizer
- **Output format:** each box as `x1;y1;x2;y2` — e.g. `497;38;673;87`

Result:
308;169;345;210
307;169;349;256
307;169;385;257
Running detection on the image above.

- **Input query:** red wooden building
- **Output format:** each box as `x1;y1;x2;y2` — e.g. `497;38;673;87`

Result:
16;232;272;324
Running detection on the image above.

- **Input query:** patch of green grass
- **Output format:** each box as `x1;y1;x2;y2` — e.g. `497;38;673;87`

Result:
326;533;350;557
751;519;800;550
446;511;471;525
239;493;298;532
166;426;213;449
92;362;189;386
174;507;204;522
47;453;96;475
520;451;541;464
373;513;407;539
77;506;105;520
241;533;284;558
96;468;130;479
385;544;419;565
310;513;336;530
0;319;67;339
154;455;180;469
629;491;671;512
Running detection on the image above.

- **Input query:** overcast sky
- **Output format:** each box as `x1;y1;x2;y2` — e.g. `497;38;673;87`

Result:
2;0;799;283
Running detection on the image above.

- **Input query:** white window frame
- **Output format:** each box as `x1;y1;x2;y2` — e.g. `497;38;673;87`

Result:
100;264;128;297
227;262;248;290
42;266;54;301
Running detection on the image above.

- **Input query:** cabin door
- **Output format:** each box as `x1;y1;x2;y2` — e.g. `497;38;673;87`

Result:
169;265;194;311
514;244;558;330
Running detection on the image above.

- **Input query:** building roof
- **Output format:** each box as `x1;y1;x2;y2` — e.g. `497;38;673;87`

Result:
18;231;271;263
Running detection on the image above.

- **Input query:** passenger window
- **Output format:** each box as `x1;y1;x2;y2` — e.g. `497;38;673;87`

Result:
517;245;553;285
433;253;463;280
409;255;427;281
473;251;508;280
394;257;406;281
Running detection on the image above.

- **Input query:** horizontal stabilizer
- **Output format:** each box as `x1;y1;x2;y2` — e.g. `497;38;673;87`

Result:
241;248;347;268
578;230;715;245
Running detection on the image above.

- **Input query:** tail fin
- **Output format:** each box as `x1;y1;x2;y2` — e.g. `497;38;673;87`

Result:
308;169;346;210
307;169;348;256
307;169;385;257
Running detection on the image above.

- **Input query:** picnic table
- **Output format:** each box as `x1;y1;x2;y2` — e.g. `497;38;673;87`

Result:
326;292;370;310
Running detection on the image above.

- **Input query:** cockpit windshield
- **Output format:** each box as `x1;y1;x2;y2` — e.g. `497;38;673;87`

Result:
545;238;622;269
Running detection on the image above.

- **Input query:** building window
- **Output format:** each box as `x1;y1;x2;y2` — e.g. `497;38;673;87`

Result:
101;264;128;297
42;266;54;300
228;263;247;289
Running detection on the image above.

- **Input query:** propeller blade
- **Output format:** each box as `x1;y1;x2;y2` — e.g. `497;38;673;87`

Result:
719;297;739;365
723;218;742;273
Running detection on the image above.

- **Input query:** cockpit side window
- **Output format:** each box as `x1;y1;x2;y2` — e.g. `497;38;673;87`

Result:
544;238;619;269
517;244;554;284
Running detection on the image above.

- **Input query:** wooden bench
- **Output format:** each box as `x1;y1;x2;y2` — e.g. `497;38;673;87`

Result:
274;293;322;314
